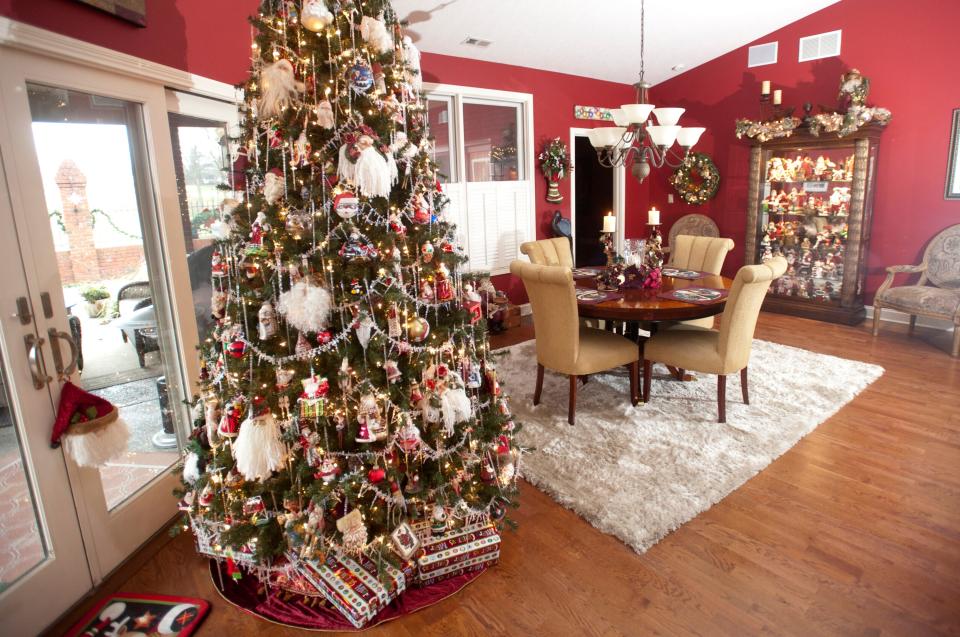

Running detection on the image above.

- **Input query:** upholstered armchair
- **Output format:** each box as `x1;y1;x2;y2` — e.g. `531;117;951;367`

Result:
872;223;960;357
520;237;574;268
668;235;735;328
642;257;787;423
664;213;719;258
510;261;639;424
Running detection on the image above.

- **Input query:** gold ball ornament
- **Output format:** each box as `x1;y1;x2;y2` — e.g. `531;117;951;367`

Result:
408;317;430;342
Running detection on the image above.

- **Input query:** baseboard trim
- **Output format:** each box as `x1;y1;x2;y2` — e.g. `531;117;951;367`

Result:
866;305;953;332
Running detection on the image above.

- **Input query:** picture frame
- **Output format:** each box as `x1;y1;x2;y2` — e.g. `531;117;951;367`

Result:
946;108;960;200
75;0;147;27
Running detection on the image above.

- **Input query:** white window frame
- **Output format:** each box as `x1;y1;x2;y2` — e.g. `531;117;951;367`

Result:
425;83;536;276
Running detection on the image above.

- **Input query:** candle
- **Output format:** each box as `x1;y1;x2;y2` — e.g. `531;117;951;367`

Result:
761;80;771;96
773;89;782;105
602;213;616;233
648;207;660;226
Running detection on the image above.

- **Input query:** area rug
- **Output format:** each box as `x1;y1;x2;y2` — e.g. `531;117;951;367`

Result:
65;592;209;636
498;339;884;553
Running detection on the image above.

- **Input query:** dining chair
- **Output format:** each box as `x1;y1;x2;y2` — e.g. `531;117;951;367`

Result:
510;260;639;425
668;235;735;329
642;257;787;423
520;237;574;268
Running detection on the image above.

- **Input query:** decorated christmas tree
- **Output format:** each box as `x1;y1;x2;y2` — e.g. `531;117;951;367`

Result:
177;0;520;626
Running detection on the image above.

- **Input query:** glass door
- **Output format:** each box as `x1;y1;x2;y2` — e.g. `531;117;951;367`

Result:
0;143;92;635
0;47;191;583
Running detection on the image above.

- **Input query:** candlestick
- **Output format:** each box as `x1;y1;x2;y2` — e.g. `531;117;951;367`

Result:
602;213;616;233
772;89;782;106
647;207;660;226
761;80;771;96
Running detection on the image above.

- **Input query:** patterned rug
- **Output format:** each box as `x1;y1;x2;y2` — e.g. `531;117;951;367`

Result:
498;339;884;553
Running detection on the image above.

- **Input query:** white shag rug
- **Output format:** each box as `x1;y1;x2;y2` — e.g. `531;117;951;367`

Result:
498;339;884;554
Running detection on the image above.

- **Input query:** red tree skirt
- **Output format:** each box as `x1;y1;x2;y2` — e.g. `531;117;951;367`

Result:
209;559;486;631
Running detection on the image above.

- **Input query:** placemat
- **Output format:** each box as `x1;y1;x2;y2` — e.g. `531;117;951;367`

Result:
575;287;623;304
661;267;710;280
656;287;729;305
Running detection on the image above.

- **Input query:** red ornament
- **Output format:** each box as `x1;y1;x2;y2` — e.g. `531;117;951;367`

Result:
316;330;333;345
367;466;386;483
227;340;246;359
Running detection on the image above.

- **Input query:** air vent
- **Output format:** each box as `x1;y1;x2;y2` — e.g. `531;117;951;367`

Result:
799;30;842;62
461;37;492;48
748;42;778;68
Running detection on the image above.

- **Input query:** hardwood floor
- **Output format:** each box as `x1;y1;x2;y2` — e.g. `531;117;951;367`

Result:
45;314;960;636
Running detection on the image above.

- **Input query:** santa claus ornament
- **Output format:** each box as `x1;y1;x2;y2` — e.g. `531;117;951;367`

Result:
258;300;279;340
278;277;333;334
263;169;285;205
258;58;304;119
301;0;334;32
50;382;130;468
334;190;360;219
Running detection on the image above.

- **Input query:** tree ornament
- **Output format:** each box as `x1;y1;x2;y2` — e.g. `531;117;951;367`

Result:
315;99;335;129
227;339;246;359
404;471;422;494
278;278;333;333
318;454;340;484
390;521;420;560
334;190;360;219
316;330;333;345
233;411;285;481
300;0;333;32
204;396;221;442
440;374;472;435
346;59;375;94
211;198;239;240
284;209;311;237
408;317;430;342
420;240;434;263
384;359;401;383
480;455;497;484
465;360;483;389
258;58;304;119
359;15;393;54
397;414;421;452
339;229;379;263
211;249;228;277
292;131;312;168
367;465;386;484
295;332;312;357
402;36;422;92
263;168;285;205
420;280;435;302
198;484;214;507
337;509;367;555
430;504;448;536
355;393;387;443
182;451;201;484
435;265;453;301
387;303;402;338
354;312;375;349
257;300;279;340
211;290;227;320
353;136;393;198
409;380;424;404
300;375;328;419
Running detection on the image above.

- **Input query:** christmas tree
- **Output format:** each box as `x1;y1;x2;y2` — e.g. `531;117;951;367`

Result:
177;0;520;617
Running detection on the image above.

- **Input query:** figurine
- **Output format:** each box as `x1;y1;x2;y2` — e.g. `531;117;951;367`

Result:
258;300;279;340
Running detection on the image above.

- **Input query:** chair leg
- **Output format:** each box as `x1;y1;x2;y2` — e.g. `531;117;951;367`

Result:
533;364;544;406
908;315;917;335
580;375;589;385
628;361;639;406
953;325;960;358
568;375;577;425
642;360;652;403
741;367;749;405
872;306;882;336
718;375;727;423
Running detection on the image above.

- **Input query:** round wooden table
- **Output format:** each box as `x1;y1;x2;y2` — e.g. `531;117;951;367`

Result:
574;270;734;323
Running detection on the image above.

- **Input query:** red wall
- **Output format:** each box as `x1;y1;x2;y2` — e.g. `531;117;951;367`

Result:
647;0;960;301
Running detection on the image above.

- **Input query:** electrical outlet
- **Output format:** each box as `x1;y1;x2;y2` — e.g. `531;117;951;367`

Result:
667;193;675;204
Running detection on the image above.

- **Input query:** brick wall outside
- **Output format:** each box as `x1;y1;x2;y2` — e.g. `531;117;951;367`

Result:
57;245;145;285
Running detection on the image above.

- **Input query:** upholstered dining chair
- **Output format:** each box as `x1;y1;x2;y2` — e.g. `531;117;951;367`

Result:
520;237;573;268
668;235;735;328
510;260;639;424
665;213;719;257
642;257;787;423
872;223;960;357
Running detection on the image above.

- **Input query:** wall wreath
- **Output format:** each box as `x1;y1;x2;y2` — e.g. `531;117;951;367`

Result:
670;152;720;205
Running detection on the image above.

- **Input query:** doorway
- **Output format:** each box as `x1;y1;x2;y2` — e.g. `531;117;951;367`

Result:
570;129;625;267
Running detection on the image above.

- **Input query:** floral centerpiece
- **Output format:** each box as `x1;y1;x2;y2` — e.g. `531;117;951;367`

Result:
538;138;571;203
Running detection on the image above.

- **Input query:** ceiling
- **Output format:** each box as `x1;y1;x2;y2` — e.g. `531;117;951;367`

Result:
391;0;840;86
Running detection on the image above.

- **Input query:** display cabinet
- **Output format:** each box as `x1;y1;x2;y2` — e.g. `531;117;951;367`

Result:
744;124;884;325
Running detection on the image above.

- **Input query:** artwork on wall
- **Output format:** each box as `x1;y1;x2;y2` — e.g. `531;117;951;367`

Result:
574;106;614;122
75;0;147;27
946;109;960;200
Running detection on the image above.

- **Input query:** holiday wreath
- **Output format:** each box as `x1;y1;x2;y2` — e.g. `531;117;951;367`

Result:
670;152;720;205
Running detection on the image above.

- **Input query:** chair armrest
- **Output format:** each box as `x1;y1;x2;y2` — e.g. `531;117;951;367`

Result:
876;264;926;298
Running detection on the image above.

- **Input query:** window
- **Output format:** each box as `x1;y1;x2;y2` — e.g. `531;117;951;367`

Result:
425;86;534;275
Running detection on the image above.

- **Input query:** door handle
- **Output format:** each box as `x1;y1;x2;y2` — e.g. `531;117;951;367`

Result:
48;327;79;380
24;333;52;389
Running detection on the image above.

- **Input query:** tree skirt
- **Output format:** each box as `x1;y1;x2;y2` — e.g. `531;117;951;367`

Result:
209;559;485;631
498;339;884;553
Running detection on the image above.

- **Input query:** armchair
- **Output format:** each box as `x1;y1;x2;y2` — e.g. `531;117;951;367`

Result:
872;224;960;357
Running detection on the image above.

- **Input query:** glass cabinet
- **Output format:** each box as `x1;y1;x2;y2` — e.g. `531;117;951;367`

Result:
744;124;884;324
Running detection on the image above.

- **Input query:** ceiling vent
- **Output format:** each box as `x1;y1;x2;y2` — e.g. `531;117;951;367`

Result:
799;30;842;62
748;42;778;68
461;37;492;48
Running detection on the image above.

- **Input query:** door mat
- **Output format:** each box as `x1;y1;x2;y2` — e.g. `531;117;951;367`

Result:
65;592;209;636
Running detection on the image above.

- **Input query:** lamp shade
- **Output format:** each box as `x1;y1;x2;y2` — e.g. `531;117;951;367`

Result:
586;128;608;148
646;125;681;148
620;104;655;124
676;127;705;148
611;109;630;127
652;107;685;126
600;127;627;147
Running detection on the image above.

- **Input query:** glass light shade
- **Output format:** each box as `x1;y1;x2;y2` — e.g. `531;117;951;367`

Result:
652;107;685;126
587;128;608;148
647;125;681;148
600;127;627;147
676;127;705;148
611;109;630;127
620;104;655;124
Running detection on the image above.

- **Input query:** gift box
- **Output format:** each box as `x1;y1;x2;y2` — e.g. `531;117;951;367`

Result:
291;549;415;629
191;515;258;567
415;523;501;586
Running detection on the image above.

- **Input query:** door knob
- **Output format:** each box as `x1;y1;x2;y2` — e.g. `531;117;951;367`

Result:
24;333;52;389
48;327;79;380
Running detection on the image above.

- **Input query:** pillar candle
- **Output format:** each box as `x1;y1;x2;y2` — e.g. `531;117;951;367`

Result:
773;90;782;105
602;213;616;233
648;207;660;225
761;80;771;96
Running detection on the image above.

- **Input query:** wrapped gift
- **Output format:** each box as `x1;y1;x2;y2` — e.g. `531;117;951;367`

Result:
191;516;258;566
291;549;415;629
416;522;501;586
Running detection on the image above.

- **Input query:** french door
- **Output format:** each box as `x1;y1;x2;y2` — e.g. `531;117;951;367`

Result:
0;46;217;634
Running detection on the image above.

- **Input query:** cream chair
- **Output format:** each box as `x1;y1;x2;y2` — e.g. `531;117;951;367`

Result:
668;235;735;329
665;213;719;258
520;237;573;268
511;261;639;424
642;257;787;423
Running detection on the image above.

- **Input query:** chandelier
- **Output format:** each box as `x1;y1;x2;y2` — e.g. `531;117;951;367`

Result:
589;0;705;183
